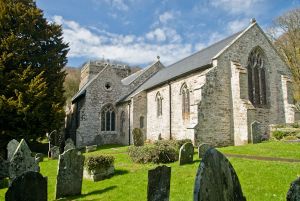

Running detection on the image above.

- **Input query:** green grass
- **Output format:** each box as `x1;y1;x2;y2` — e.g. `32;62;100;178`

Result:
218;141;300;159
0;141;299;201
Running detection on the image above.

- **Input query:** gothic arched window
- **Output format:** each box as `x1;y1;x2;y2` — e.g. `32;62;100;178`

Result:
247;47;267;107
140;116;144;128
181;83;190;119
156;92;163;117
120;111;125;135
101;104;115;131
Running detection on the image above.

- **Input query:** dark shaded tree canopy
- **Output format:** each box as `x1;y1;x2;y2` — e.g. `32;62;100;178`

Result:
0;0;69;142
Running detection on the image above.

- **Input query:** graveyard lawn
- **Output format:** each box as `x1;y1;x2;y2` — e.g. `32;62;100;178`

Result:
0;142;299;201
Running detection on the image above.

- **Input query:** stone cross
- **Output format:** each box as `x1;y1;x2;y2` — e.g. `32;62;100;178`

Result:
64;138;75;152
287;177;300;201
5;171;47;201
55;148;85;199
194;148;246;201
9;139;39;181
198;143;211;158
179;142;194;165
147;165;171;201
7;139;19;161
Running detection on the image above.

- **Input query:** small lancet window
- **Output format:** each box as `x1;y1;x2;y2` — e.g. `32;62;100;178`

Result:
120;111;125;135
181;83;190;119
247;47;267;107
156;92;163;117
101;104;116;131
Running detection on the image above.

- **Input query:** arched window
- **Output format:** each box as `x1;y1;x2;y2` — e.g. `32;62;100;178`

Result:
181;83;190;119
101;104;115;131
247;47;267;107
120;111;125;135
140;116;144;128
156;92;162;116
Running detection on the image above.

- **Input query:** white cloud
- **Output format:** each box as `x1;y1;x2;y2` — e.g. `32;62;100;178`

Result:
210;0;263;15
53;16;192;66
159;11;174;24
227;19;249;33
93;0;129;11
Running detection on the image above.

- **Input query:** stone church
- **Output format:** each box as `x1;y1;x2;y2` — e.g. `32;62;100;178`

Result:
66;20;297;147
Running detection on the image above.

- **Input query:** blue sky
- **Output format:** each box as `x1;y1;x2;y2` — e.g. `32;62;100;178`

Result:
36;0;300;67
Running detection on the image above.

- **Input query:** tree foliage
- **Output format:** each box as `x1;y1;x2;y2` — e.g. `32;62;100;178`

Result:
268;8;300;102
0;0;69;142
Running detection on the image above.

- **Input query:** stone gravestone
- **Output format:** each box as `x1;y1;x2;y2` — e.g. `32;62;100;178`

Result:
251;121;262;144
0;156;9;179
64;138;75;152
55;149;85;199
5;171;47;201
194;148;246;201
7;139;19;161
50;146;60;159
35;153;44;163
147;165;171;201
132;128;144;146
179;142;194;165
9;139;39;181
198;143;211;158
287;177;300;201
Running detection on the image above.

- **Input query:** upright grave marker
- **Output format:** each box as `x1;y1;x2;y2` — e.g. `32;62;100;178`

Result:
287;177;300;201
9;139;39;181
7;139;19;161
5;171;47;201
197;143;211;158
147;165;171;201
179;142;194;165
55;149;84;199
194;148;246;201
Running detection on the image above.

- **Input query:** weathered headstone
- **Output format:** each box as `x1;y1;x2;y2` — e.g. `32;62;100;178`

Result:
287;177;300;201
251;121;262;144
132;128;144;146
86;145;97;153
55;149;84;199
50;146;60;159
9;139;39;181
64;138;75;152
179;142;194;165
7;139;19;161
0;156;9;179
194;148;246;201
147;165;171;201
5;171;47;201
198;143;211;158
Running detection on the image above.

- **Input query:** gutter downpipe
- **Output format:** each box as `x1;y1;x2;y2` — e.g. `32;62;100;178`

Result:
128;101;131;145
168;82;172;140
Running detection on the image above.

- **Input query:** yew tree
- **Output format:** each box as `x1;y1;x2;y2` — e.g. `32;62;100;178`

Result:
0;0;69;143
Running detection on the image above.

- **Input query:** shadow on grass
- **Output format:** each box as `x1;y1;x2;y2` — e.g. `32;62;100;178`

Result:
58;186;117;201
114;169;129;176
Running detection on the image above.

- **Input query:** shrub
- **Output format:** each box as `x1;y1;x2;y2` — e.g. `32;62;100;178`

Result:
292;123;300;128
84;155;115;171
128;142;178;164
272;130;287;140
296;133;300;139
283;135;298;141
132;128;144;146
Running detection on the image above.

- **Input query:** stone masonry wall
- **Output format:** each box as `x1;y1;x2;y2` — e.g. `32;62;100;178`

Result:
196;23;295;147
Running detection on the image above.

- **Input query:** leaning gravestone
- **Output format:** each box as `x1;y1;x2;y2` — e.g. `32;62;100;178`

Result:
50;146;60;159
179;142;194;165
194;148;246;201
0;156;9;179
198;143;211;158
9;139;39;181
5;171;47;201
7;139;19;161
55;149;85;199
147;165;171;201
287;177;300;201
64;138;75;152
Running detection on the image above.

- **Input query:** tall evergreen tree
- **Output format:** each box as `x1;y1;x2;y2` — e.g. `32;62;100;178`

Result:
0;0;69;144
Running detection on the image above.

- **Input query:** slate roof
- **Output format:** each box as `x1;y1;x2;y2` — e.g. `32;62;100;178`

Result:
119;29;244;102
